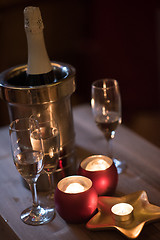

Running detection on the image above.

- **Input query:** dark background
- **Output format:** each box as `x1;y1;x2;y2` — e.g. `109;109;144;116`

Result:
0;0;159;146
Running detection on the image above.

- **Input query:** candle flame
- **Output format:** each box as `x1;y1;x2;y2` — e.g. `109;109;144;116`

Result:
111;203;133;216
65;182;85;193
86;159;110;171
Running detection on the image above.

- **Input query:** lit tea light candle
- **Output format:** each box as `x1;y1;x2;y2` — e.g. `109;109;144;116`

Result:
54;175;98;223
78;155;118;195
85;158;110;171
111;203;134;221
65;182;85;193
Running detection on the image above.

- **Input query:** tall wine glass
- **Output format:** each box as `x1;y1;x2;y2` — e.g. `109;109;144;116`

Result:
91;79;126;174
32;112;60;200
9;118;55;225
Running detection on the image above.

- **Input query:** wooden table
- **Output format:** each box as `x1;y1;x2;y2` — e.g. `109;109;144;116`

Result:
0;104;160;240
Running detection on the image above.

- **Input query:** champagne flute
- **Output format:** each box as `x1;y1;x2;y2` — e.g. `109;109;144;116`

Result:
31;112;60;199
9;117;55;225
91;78;126;174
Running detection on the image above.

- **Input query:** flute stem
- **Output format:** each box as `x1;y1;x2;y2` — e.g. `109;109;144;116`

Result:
106;139;113;159
29;182;39;208
47;173;54;191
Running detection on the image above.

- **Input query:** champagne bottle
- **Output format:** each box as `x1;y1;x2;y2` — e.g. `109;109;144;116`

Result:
24;6;55;86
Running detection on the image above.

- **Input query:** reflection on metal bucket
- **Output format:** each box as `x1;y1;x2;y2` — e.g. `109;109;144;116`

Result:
0;61;76;191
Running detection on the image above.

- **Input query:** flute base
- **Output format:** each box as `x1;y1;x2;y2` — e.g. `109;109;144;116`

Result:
113;158;127;174
21;205;55;225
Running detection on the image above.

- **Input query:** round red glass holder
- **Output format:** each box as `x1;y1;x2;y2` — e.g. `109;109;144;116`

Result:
78;155;118;196
54;175;98;223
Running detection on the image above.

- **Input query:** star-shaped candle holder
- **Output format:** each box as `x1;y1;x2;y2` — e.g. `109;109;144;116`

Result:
86;191;160;239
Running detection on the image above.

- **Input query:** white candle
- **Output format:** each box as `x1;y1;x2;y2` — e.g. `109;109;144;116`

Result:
111;203;133;221
85;159;110;171
65;182;85;193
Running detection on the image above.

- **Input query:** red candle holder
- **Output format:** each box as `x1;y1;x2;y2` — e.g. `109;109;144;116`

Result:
54;175;98;223
78;155;118;196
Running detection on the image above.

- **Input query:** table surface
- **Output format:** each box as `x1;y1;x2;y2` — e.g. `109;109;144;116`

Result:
0;104;160;240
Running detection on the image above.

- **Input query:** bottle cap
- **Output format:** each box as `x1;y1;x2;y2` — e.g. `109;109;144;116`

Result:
24;6;44;33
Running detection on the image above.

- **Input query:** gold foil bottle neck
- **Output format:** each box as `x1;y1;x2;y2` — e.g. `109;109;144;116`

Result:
24;6;44;33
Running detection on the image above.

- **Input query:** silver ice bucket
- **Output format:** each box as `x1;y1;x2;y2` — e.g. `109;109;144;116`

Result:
0;61;76;191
